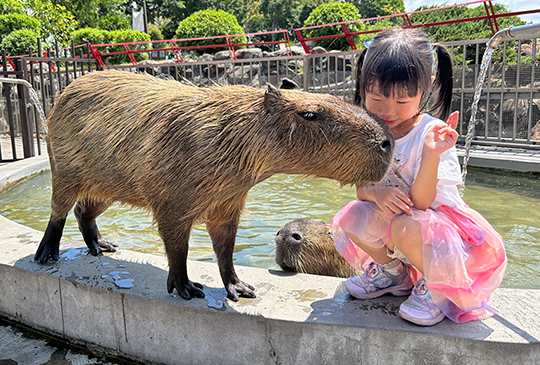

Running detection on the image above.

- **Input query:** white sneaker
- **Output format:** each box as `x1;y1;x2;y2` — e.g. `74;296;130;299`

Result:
398;277;445;326
345;262;413;300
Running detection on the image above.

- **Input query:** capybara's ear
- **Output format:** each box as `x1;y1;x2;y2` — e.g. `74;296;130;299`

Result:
280;78;299;90
264;83;282;114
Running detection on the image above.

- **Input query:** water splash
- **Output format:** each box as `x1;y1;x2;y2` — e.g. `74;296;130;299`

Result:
59;248;88;260
109;270;134;289
0;77;47;133
459;47;495;195
26;84;48;133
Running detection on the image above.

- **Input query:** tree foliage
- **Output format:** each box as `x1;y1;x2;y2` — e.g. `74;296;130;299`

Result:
0;0;25;15
175;9;246;55
303;2;366;51
352;0;405;19
49;0;130;30
409;3;525;43
23;0;78;47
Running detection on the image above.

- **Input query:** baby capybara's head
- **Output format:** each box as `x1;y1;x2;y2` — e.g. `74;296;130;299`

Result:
275;219;361;278
260;83;394;186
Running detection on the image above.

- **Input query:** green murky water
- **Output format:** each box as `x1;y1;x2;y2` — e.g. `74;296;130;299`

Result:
1;169;539;289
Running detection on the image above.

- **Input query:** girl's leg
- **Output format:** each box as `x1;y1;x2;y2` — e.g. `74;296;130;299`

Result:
389;215;445;326
388;215;424;273
341;225;413;300
345;232;393;265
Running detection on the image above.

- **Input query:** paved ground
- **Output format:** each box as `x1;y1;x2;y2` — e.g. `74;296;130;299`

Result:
0;317;133;365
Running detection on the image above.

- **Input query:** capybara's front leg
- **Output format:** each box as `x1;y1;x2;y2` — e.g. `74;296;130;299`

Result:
207;216;256;302
74;199;116;256
35;193;76;263
34;216;66;263
156;215;205;300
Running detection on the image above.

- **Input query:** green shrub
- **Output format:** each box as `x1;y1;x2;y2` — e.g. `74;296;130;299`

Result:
0;0;24;15
303;2;366;51
174;9;246;55
0;13;41;37
108;29;151;64
1;28;39;56
71;27;108;46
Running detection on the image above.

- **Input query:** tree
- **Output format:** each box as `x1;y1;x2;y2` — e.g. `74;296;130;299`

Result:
23;0;78;47
260;0;302;32
50;0;130;30
303;2;367;51
409;3;524;43
0;0;25;15
351;0;405;19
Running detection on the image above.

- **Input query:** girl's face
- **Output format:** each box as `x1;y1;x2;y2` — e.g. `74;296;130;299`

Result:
364;84;424;137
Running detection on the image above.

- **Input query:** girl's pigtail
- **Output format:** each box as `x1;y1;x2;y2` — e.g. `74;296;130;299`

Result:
354;47;368;105
429;44;453;121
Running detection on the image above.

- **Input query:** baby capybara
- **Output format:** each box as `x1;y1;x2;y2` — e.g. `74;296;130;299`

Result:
275;219;361;278
34;70;393;301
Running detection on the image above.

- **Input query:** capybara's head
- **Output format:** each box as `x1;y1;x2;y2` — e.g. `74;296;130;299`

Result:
261;83;393;186
275;219;361;278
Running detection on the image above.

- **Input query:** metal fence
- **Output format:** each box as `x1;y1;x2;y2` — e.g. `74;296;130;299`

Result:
0;43;98;162
1;35;539;162
447;37;540;148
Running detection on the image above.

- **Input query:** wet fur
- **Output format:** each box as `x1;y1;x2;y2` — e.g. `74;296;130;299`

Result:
35;70;393;301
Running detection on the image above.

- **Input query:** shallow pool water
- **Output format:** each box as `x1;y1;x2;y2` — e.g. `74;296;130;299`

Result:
1;169;539;289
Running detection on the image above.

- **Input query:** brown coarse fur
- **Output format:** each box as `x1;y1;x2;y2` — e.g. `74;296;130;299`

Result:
35;70;393;301
275;219;361;278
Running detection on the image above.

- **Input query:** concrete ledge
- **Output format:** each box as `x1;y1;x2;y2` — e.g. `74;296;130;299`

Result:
1;156;540;364
457;146;540;173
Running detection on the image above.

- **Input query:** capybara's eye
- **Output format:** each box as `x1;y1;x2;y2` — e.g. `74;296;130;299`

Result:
298;112;318;121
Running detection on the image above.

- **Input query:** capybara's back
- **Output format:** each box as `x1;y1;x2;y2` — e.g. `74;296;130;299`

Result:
36;70;393;301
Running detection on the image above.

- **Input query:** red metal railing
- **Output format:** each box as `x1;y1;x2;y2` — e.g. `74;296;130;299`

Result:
89;30;292;67
2;2;539;69
294;0;540;54
2;43;92;71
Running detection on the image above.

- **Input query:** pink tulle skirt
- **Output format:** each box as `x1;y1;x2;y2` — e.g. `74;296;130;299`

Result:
330;200;507;323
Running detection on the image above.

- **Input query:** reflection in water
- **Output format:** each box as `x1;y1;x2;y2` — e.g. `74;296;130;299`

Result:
0;169;539;289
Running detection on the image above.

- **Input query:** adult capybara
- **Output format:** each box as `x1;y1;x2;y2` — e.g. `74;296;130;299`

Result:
275;219;361;278
34;70;393;301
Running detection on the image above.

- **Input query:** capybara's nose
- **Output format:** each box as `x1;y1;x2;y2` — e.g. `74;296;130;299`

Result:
291;233;302;242
380;139;392;153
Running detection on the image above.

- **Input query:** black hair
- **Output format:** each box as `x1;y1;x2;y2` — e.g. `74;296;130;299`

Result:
354;28;453;121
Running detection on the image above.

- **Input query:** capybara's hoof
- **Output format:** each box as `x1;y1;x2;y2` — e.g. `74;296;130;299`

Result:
34;244;60;264
98;238;117;252
226;280;256;302
168;278;205;300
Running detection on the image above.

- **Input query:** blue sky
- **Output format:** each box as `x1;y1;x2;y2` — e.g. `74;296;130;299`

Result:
403;0;540;24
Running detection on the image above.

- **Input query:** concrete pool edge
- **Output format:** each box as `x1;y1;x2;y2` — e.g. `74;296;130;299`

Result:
1;156;539;364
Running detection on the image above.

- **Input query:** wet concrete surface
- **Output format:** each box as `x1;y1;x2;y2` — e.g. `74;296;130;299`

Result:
0;317;135;365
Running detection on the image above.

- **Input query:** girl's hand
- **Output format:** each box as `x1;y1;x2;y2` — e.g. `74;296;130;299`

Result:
424;111;459;157
359;185;413;216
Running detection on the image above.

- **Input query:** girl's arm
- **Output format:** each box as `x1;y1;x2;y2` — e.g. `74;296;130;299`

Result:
409;112;459;210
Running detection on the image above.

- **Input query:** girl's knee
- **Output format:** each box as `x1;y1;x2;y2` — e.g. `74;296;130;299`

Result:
390;215;422;247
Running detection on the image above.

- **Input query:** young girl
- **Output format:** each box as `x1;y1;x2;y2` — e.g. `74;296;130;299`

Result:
330;28;506;326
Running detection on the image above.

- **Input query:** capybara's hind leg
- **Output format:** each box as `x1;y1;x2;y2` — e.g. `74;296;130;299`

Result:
74;199;116;256
34;194;76;263
156;214;204;300
207;204;256;301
